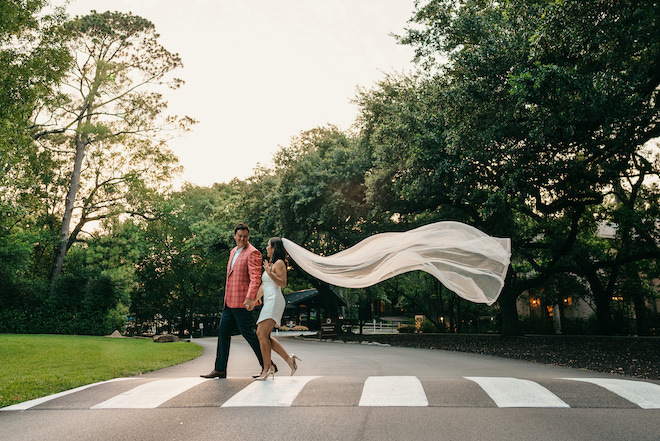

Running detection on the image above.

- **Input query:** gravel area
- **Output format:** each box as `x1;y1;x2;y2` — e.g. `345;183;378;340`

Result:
321;333;660;380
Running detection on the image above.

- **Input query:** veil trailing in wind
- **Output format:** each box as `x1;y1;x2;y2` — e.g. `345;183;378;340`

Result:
282;221;511;305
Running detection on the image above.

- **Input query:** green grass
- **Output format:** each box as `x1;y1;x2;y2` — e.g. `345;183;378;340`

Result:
0;334;203;408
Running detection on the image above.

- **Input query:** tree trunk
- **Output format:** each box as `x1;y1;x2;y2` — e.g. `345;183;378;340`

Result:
630;287;651;336
182;294;196;338
448;296;456;333
498;286;522;336
314;280;340;325
456;298;464;333
585;268;616;335
50;136;87;285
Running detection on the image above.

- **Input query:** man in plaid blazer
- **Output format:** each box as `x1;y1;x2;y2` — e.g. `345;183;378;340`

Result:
201;223;264;378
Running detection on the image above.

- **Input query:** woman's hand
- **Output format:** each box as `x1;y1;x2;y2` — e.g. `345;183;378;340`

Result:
265;259;287;287
263;259;272;275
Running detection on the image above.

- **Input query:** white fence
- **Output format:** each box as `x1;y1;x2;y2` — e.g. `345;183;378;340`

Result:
352;320;402;335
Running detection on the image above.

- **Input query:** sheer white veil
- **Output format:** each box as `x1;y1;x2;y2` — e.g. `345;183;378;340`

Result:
282;221;511;305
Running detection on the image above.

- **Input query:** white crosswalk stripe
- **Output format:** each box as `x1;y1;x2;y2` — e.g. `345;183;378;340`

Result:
91;377;210;409
1;378;136;411
465;377;570;408
563;378;660;409
4;376;660;410
359;376;428;407
221;376;320;407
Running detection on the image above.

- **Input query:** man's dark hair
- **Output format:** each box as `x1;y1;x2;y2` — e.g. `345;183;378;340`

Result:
234;223;249;234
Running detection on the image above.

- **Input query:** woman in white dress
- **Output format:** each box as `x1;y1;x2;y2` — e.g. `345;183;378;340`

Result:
254;237;300;380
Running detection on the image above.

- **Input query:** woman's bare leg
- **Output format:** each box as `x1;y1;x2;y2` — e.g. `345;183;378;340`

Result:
270;334;299;374
270;336;290;364
256;320;276;375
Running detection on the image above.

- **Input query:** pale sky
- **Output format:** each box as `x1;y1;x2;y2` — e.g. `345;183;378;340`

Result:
60;0;418;187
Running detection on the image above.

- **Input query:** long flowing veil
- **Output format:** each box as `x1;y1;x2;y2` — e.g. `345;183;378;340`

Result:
282;221;511;305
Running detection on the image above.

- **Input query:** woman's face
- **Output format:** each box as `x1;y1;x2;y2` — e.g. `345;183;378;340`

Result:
266;239;273;258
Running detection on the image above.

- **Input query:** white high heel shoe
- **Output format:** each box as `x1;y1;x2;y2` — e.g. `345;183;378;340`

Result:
288;354;301;376
254;364;275;381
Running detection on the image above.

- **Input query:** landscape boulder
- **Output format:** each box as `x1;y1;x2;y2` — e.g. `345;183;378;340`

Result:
153;334;179;343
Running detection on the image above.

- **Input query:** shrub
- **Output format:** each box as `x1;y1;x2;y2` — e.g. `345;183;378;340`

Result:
519;315;555;335
421;320;437;333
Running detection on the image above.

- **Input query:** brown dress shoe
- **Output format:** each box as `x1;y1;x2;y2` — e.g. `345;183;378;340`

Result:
200;370;226;378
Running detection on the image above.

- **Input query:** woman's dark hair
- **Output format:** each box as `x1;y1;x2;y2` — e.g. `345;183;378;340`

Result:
269;237;287;264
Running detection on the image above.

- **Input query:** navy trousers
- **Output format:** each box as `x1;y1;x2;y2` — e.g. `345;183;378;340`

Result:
214;307;264;372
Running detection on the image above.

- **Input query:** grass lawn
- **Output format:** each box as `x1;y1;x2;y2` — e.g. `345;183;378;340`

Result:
0;334;203;408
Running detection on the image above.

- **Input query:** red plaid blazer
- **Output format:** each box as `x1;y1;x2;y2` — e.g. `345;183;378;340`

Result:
224;242;262;308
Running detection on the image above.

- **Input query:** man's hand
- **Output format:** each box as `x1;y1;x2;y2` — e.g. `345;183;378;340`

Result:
244;298;256;311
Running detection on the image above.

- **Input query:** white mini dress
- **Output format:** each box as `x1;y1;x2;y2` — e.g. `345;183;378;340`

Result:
256;271;286;326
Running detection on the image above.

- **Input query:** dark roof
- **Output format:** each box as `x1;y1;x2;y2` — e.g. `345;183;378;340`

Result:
284;287;347;307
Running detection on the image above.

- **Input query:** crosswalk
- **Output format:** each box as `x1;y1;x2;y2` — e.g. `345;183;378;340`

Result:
3;376;660;411
222;376;320;407
562;378;660;410
465;377;570;408
91;377;209;409
358;376;428;407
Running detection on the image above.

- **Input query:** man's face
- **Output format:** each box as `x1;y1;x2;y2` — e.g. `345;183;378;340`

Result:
234;229;249;249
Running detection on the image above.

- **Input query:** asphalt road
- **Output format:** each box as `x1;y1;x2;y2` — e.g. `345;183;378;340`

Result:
1;334;659;441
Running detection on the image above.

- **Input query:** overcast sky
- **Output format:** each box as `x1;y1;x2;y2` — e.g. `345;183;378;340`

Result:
59;0;418;186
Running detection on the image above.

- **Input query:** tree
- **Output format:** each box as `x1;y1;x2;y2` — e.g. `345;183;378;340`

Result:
0;0;70;235
32;11;195;285
267;126;375;249
0;1;72;309
571;140;660;335
241;126;380;321
359;0;660;335
132;184;236;336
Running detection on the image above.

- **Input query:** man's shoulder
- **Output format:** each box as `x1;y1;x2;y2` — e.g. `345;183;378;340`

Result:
245;243;261;254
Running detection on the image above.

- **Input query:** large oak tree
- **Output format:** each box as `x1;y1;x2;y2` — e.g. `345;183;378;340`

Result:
359;0;660;334
32;11;195;284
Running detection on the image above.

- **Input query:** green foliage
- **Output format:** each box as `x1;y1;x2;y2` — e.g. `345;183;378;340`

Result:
397;324;415;333
0;231;36;301
519;315;555;335
0;1;71;229
268;125;376;249
130;186;231;335
359;0;660;335
238;125;384;294
2;0;659;338
36;9;194;283
0;217;142;335
561;315;599;336
0;268;125;336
